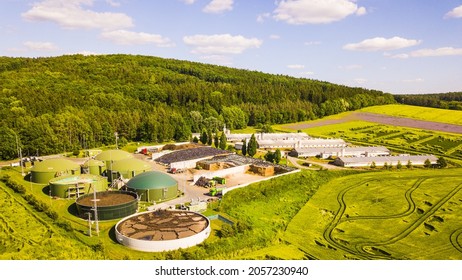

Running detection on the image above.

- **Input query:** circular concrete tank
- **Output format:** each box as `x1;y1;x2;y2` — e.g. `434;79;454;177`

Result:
31;158;81;184
126;171;178;202
76;191;138;220
115;210;210;252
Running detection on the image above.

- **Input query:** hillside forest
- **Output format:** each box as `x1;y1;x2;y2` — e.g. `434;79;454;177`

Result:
0;54;395;160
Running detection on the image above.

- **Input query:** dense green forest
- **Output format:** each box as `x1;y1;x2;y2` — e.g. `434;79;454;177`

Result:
395;92;462;110
0;54;395;160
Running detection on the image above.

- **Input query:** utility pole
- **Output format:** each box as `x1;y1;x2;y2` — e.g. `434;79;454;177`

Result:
86;212;92;237
14;132;24;176
114;132;119;149
91;187;100;236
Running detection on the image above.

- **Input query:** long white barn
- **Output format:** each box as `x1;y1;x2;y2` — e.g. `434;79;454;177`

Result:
290;146;390;159
333;155;438;168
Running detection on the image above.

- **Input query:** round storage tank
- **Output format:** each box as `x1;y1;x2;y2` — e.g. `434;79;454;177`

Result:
48;174;107;198
115;210;210;252
108;158;151;182
31;158;81;184
94;150;133;170
81;159;106;176
76;191;138;220
126;171;178;202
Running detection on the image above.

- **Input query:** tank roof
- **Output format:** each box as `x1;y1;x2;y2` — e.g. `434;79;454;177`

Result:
110;158;151;171
81;159;105;167
127;171;177;190
49;173;104;184
95;150;133;161
31;158;80;172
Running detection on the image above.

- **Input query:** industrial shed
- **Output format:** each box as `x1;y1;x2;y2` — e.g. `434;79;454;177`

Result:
126;171;178;202
107;158;151;181
333;155;438;168
30;158;81;184
289;146;390;159
94;149;133;169
156;147;230;169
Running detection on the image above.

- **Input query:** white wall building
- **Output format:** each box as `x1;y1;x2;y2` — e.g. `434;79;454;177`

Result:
290;146;390;159
333;155;438;168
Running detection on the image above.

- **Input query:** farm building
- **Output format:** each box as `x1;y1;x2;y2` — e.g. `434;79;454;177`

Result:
333;155;438;168
81;159;106;175
115;210;210;252
235;137;346;150
107;158;151;181
94;149;133;170
75;191;138;220
30;158;81;184
126;171;178;202
289;146;390;159
155;146;230;169
48;174;107;198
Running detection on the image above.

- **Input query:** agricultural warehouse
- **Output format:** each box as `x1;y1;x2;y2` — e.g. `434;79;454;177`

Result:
224;130;310;143
289;146;390;159
30;158;81;184
81;159;106;176
115;210;210;252
76;191;138;220
156;146;230;169
126;171;178;202
333;154;438;167
48;174;107;198
107;158;151;181
94;149;133;169
235;137;347;150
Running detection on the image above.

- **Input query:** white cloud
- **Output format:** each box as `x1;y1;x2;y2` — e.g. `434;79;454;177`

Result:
339;64;363;70
183;34;262;55
23;41;58;51
304;41;321;46
403;78;424;83
409;47;462;57
269;34;281;40
273;0;367;25
287;64;305;69
181;0;197;4
22;0;133;30
203;0;233;14
354;78;367;84
200;55;233;65
444;5;462;19
257;13;271;23
343;36;421;51
106;0;121;7
101;30;174;47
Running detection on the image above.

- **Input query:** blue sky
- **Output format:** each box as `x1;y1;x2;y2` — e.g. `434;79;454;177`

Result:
1;0;461;94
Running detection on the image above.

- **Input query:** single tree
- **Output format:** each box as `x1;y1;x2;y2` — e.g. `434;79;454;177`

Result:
383;162;389;170
264;151;274;163
241;139;247;156
247;133;257;157
219;132;227;150
274;149;282;164
406;160;412;169
207;130;213;146
192;136;199;143
214;134;219;148
397;160;402;170
424;158;432;168
200;129;208;145
370;161;376;169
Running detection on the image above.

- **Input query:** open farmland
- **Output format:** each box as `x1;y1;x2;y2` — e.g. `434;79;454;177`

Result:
282;169;462;260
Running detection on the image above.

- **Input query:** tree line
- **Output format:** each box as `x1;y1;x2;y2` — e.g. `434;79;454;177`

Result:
0;54;395;160
394;92;462;110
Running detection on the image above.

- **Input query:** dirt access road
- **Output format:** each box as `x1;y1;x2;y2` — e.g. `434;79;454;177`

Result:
286;112;462;134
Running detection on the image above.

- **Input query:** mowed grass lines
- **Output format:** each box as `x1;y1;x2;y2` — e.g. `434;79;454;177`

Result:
360;104;462;125
282;169;462;260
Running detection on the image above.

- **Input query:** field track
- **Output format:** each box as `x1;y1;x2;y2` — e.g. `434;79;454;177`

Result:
286;112;462;134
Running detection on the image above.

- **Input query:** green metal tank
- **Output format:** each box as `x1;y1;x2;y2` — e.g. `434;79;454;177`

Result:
75;191;138;220
126;171;178;202
107;158;151;182
94;150;133;170
48;174;107;198
81;159;106;176
30;158;81;184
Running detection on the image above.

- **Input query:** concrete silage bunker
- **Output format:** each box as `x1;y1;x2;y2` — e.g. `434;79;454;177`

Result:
115;210;210;252
48;174;107;198
30;158;81;184
126;171;178;202
75;191;139;220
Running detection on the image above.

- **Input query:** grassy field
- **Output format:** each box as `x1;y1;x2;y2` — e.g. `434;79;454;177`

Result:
360;104;462;125
280;168;462;260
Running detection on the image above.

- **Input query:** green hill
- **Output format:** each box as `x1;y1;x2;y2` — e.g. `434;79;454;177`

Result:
0;54;395;159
